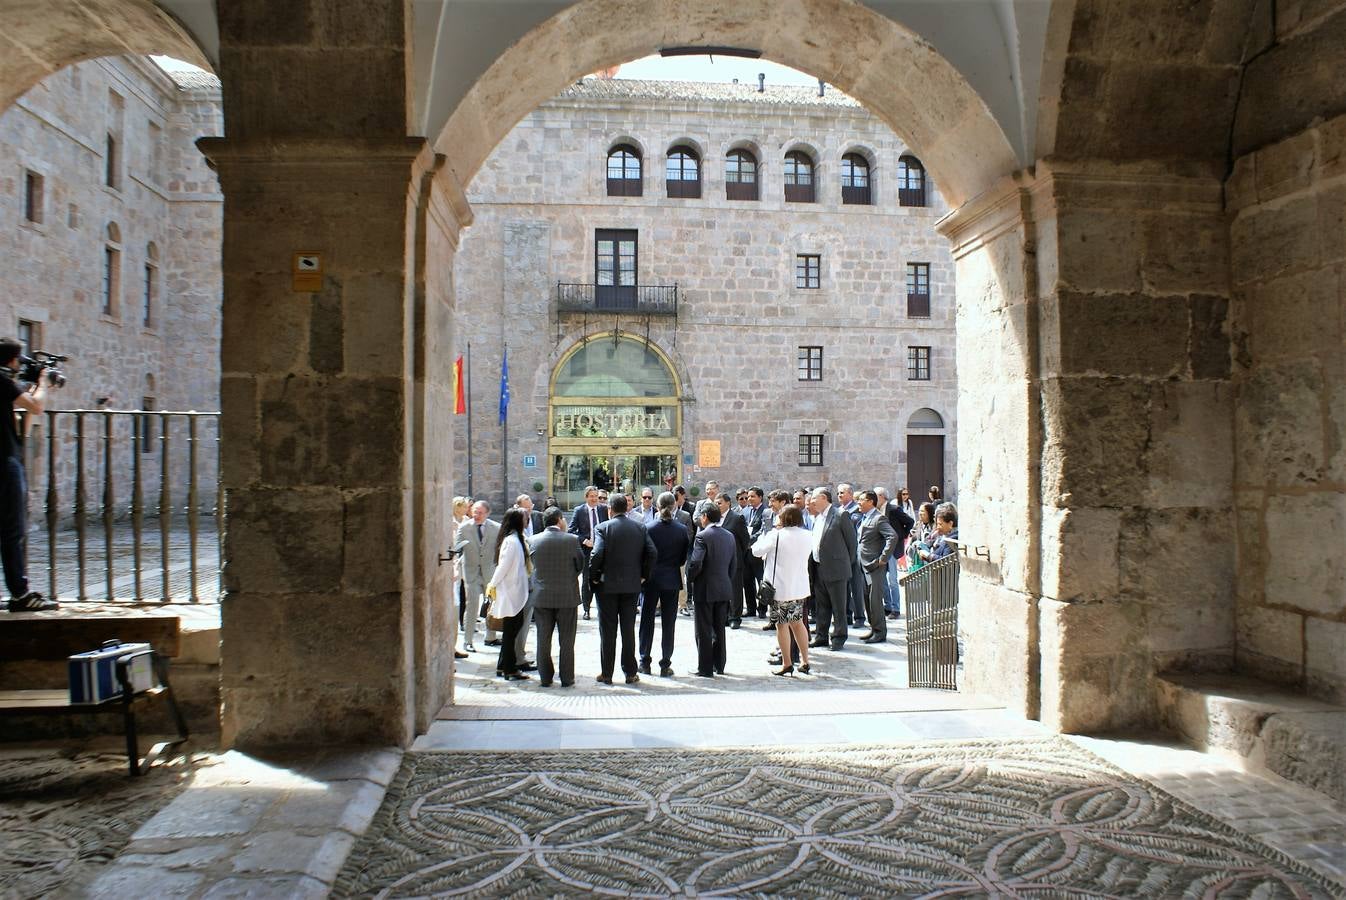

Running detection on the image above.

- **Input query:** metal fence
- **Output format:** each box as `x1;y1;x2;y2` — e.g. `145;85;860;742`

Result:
26;409;221;603
901;552;960;690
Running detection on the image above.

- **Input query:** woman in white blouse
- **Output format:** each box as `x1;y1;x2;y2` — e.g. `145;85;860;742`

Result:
486;508;532;681
752;503;814;676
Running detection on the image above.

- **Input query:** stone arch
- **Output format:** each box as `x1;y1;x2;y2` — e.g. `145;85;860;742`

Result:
0;0;212;115
433;0;1019;207
907;407;945;429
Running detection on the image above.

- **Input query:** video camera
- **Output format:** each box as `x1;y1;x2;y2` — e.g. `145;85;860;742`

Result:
18;351;68;388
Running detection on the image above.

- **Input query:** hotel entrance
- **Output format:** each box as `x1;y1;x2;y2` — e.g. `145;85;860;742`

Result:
549;333;681;508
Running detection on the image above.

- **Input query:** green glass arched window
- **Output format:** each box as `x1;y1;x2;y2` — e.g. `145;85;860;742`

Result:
553;338;676;398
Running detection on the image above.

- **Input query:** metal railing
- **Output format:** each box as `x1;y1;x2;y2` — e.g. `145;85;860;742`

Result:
556;282;678;316
901;551;959;690
27;409;221;603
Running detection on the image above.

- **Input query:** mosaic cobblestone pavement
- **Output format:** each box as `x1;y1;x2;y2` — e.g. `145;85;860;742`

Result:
0;745;218;898
334;737;1342;898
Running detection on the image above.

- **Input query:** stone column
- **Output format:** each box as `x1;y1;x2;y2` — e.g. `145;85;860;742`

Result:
1031;162;1234;733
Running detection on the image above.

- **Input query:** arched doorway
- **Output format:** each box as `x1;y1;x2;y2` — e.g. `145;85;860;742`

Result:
548;334;681;507
905;407;947;500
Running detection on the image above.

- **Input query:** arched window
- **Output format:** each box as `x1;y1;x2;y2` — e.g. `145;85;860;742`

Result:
143;241;159;328
841;153;871;205
898;155;927;207
725;148;758;201
103;223;121;318
784;151;815;202
606;144;642;197
907;407;944;429
665;145;701;198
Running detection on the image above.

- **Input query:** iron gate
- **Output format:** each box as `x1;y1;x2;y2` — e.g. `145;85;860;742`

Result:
901;552;959;690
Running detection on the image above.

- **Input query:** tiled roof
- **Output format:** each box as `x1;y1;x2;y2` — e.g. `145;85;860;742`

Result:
555;77;861;109
162;68;221;93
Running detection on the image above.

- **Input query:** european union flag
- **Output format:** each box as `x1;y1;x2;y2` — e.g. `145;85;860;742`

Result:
498;349;509;424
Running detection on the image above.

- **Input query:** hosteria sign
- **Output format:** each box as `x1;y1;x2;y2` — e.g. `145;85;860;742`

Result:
554;408;674;438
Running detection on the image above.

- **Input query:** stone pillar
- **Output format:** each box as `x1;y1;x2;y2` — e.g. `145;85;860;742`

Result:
201;0;454;747
1032;162;1235;733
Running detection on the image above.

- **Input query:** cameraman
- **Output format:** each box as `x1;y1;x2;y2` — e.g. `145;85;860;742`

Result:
0;337;57;611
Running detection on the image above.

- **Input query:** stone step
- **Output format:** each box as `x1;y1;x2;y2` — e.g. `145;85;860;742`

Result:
1157;672;1346;805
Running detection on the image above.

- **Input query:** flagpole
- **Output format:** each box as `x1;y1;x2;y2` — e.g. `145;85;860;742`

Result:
501;343;508;509
465;342;474;499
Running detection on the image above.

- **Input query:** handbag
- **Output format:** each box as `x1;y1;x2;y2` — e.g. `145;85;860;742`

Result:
758;533;780;606
484;585;505;631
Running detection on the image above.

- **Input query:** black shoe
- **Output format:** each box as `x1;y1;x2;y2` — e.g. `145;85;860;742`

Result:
8;591;57;612
761;622;775;631
496;669;504;677
693;670;715;678
454;650;468;659
596;674;613;685
504;671;530;681
799;663;812;675
625;673;640;684
560;681;574;687
829;643;845;651
659;665;674;677
519;662;537;671
730;619;741;630
862;635;886;644
583;610;591;620
639;661;652;675
773;665;795;677
485;639;502;647
808;639;828;648
539;679;554;687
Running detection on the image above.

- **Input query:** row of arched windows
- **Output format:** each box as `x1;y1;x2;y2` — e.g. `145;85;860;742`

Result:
606;143;928;207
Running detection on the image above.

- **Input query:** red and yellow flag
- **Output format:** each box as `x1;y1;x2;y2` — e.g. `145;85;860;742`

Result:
453;355;466;415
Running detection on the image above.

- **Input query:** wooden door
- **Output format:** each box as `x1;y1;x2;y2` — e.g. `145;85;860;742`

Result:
907;434;945;500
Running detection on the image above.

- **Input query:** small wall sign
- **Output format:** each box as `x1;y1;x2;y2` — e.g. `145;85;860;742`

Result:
292;252;322;292
523;455;537;468
697;439;721;468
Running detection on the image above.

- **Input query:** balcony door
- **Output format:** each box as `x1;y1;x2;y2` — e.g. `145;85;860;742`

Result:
595;229;637;310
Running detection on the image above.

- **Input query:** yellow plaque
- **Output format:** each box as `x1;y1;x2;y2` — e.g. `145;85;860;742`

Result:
698;439;721;468
292;252;322;292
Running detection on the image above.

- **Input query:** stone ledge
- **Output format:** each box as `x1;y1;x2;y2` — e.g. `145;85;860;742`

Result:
1157;671;1346;804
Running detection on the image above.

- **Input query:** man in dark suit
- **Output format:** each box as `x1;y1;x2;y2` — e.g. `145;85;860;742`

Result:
855;489;899;644
837;483;867;627
687;502;738;677
877;486;915;618
568;484;608;620
715;493;751;630
640;491;690;677
589;494;657;684
742;486;768;617
807;487;857;651
528;507;585;687
516;493;545;537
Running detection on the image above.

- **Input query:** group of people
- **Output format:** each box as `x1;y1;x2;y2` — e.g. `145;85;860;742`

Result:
450;480;959;687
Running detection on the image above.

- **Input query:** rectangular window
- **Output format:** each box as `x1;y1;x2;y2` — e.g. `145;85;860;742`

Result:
143;263;156;328
797;345;823;381
907;262;931;317
105;133;119;188
798;434;824;467
137;397;155;452
908;346;931;380
103;246;120;316
23;170;44;224
17;320;37;356
795;254;820;289
148;121;163;180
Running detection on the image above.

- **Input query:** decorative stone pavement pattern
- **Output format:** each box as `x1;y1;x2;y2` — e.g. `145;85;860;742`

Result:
0;744;215;898
335;737;1342;898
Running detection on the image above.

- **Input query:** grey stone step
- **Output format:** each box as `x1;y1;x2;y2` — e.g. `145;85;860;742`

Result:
1157;672;1346;805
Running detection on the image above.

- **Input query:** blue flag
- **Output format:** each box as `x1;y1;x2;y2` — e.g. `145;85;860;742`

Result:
498;349;509;424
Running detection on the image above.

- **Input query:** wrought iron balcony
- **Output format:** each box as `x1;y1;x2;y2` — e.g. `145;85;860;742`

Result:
556;282;678;316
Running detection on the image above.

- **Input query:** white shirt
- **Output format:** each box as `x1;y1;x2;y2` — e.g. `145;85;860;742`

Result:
753;527;813;602
811;508;829;561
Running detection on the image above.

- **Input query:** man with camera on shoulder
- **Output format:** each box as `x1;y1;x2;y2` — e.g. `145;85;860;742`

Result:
1;337;59;611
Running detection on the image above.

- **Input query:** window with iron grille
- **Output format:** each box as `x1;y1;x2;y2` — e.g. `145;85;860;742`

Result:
798;346;823;381
784;151;815;203
665;146;702;199
23;170;44;224
898;155;927;207
725;149;758;201
798;434;824;467
907;346;931;380
795;254;820;289
606;144;642;196
907;262;931;317
841;153;871;205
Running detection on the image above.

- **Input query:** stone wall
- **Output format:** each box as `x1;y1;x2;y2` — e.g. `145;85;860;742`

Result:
1226;1;1346;703
0;56;222;527
454;80;958;510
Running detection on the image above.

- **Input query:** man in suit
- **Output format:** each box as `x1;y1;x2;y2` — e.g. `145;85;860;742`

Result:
876;486;915;618
855;489;899;644
837;483;867;627
455;500;500;653
641;491;690;677
528;506;585;687
568;484;608;620
807;487;857;651
742;486;768;617
715;493;751;630
633;488;658;527
687;502;738;677
517;493;545;537
589;494;657;684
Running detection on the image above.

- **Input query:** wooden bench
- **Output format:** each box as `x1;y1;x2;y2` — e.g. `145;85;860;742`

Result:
0;615;189;775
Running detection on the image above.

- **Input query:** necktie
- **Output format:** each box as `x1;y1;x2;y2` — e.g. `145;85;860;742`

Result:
477;524;483;545
590;506;597;533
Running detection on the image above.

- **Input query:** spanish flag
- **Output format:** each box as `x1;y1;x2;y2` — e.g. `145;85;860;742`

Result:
453;355;466;415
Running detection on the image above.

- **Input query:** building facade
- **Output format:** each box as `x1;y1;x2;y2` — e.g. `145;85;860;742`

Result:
0;56;222;521
454;79;958;508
